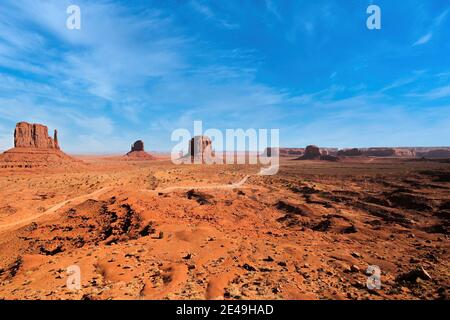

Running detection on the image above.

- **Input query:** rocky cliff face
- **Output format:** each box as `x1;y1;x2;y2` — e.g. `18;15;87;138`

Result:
1;122;77;169
14;122;60;150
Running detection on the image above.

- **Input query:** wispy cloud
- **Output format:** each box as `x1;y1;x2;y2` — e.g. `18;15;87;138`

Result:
409;85;450;100
265;0;281;21
413;32;433;46
0;0;288;151
190;0;239;30
413;8;449;46
381;70;426;92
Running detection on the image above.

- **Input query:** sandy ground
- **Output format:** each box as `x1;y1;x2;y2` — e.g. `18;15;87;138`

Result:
0;156;448;300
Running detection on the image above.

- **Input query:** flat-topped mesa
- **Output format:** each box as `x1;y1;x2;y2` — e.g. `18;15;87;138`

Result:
14;122;60;150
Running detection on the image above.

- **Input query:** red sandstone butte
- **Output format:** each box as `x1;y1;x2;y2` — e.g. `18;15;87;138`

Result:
14;122;59;149
0;122;76;169
188;136;214;163
124;140;155;160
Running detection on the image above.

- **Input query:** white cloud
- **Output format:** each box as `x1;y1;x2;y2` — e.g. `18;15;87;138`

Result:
382;76;418;92
413;8;449;46
413;32;432;46
410;85;450;100
190;0;239;30
265;0;282;21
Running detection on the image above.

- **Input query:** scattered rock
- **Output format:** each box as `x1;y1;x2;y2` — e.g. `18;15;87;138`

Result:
40;244;63;256
0;257;22;280
275;201;311;216
350;265;360;273
386;192;433;211
242;263;257;272
186;189;215;205
183;253;192;260
397;266;432;283
343;224;358;234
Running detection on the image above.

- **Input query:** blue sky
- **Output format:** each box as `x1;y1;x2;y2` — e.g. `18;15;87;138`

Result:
0;0;449;153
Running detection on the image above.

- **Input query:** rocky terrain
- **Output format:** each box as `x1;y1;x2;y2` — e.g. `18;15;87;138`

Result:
0;155;448;300
0;123;448;300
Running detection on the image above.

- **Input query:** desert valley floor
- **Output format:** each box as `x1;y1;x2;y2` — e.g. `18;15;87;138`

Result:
0;157;448;300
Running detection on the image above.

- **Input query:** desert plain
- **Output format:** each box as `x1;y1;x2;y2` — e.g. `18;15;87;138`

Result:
0;150;449;300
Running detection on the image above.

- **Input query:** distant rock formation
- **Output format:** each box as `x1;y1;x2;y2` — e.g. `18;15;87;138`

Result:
188;136;213;163
14;122;60;149
130;140;144;152
267;145;449;160
124;140;155;160
265;148;304;157
337;148;363;157
298;145;321;160
337;147;417;158
264;147;338;158
392;148;416;157
364;148;396;157
189;136;212;156
418;149;450;159
295;145;339;161
0;122;77;169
